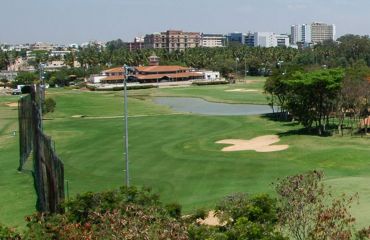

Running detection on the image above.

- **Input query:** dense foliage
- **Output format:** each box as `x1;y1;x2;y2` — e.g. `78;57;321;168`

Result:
23;187;189;240
1;172;369;239
275;171;358;240
265;66;370;135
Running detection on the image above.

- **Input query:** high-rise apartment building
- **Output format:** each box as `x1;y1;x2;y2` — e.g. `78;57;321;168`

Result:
310;22;336;43
144;30;201;52
291;22;335;45
290;24;311;44
290;25;302;44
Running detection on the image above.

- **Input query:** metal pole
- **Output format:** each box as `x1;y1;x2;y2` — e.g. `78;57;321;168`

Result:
38;63;44;130
66;180;70;202
123;65;129;187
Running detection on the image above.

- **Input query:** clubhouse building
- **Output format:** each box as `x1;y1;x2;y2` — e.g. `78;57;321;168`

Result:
89;54;218;85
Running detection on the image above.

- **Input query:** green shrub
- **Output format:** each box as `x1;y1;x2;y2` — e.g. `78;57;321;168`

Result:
0;223;21;240
112;85;158;91
165;203;182;219
192;80;229;86
42;98;56;114
193;208;207;220
86;85;96;91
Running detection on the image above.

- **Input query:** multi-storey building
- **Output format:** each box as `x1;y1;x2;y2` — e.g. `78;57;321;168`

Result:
127;37;144;52
290;25;302;44
226;32;245;45
291;22;335;45
30;42;54;51
310;22;336;43
244;32;255;47
276;34;290;47
254;32;278;47
227;32;288;48
201;34;226;47
301;24;312;44
144;30;201;52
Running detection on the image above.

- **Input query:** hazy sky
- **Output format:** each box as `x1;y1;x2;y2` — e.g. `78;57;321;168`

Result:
1;0;369;44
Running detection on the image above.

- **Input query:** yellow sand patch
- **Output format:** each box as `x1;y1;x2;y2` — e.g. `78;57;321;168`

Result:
225;89;258;92
216;135;288;152
5;102;18;107
197;211;225;226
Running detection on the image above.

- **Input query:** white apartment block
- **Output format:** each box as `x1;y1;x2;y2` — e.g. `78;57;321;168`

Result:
201;34;225;47
276;34;290;47
252;32;290;48
254;32;277;47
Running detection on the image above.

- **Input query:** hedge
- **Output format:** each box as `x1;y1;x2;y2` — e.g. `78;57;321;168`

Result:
86;85;158;91
192;80;229;86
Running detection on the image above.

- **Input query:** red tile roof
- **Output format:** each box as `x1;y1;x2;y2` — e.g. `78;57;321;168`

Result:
136;66;189;73
135;72;202;80
103;67;123;73
101;75;125;81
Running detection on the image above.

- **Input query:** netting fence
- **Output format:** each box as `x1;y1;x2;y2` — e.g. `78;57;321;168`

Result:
18;85;65;213
18;94;34;171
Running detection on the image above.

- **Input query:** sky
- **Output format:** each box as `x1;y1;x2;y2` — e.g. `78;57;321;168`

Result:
1;0;369;44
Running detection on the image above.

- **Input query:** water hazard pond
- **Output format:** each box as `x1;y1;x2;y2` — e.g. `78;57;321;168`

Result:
153;97;274;116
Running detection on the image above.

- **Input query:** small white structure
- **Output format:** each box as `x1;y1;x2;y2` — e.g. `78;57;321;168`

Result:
44;61;66;70
197;71;221;80
88;74;107;84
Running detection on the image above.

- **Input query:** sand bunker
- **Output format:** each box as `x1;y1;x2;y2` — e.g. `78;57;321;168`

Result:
71;115;85;118
216;135;288;152
5;102;18;107
225;89;258;92
197;211;225;226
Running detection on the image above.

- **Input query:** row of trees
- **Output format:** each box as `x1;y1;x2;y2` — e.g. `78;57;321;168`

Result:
2;35;370;75
264;63;370;135
67;34;370;76
1;171;369;239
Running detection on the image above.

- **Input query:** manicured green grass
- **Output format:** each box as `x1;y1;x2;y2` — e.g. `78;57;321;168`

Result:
1;82;369;229
0;95;35;228
152;79;268;104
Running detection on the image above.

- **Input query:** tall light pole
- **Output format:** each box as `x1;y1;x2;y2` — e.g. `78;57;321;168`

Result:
123;65;130;187
38;63;45;129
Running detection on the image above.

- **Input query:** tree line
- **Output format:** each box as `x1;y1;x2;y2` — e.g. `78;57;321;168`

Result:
2;34;370;78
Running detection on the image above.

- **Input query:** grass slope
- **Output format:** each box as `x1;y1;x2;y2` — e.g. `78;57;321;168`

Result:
0;81;369;229
0;96;35;228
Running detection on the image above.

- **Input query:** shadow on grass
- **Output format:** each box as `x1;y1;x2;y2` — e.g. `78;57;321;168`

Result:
277;129;332;138
260;113;333;138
